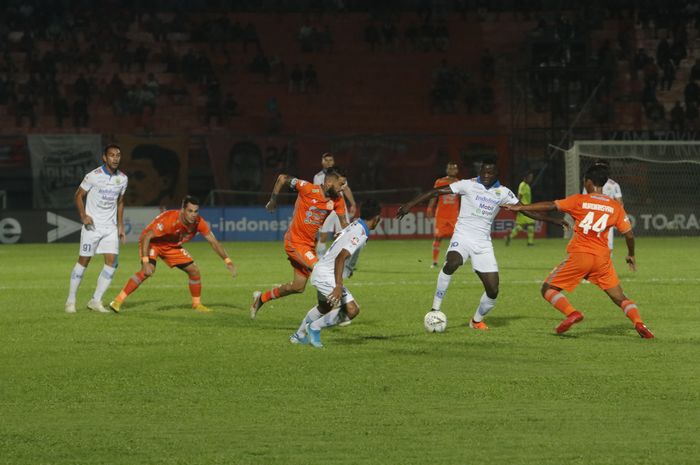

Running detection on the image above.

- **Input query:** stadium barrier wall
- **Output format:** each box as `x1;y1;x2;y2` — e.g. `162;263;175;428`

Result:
0;206;547;244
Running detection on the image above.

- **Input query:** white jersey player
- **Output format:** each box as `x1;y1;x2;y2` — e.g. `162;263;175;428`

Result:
582;161;623;250
398;160;568;330
290;200;382;348
65;145;128;314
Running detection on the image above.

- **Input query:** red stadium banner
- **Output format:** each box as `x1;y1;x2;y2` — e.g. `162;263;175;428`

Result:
374;205;546;240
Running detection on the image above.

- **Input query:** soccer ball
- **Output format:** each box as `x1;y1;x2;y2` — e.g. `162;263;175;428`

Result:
424;310;447;333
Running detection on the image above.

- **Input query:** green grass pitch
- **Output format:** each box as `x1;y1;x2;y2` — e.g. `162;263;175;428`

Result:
1;237;698;465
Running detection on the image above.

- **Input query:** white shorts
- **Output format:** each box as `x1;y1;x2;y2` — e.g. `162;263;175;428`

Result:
447;234;498;273
311;271;355;306
320;211;342;234
79;225;119;257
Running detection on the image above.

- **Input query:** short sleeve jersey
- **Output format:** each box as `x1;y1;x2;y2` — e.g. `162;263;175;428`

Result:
449;178;519;240
518;181;532;205
80;165;128;228
313;170;326;186
314;219;370;277
433;177;460;220
286;178;347;246
583;178;623;200
555;193;631;257
140;209;211;246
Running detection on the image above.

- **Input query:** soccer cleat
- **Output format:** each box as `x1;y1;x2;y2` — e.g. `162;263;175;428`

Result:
65;302;76;314
555;311;584;334
306;323;324;348
469;319;489;330
289;333;308;345
249;291;263;319
430;262;438;269
87;299;110;313
109;300;122;313
338;318;352;328
193;303;212;313
635;322;655;339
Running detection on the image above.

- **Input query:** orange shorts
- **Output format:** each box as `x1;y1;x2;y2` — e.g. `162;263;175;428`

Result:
545;252;620;292
142;242;194;268
284;240;318;278
434;217;456;238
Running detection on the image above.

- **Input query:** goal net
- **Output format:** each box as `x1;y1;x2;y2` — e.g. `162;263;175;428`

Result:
565;141;700;236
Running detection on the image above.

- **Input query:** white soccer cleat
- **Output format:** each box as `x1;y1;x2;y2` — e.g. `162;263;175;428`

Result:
65;303;76;314
249;291;263;319
87;299;110;313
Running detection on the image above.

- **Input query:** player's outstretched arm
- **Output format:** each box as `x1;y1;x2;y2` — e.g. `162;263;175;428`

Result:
504;200;558;212
512;201;571;231
397;187;451;219
328;249;351;306
343;184;357;217
204;232;238;277
622;229;636;272
266;174;293;212
74;187;93;230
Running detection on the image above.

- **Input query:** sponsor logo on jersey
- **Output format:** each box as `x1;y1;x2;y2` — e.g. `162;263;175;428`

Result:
326;200;333;210
157;223;164;231
305;251;315;260
351;236;359;245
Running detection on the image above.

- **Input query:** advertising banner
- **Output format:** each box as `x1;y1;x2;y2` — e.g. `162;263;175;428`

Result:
27;134;103;208
114;134;189;208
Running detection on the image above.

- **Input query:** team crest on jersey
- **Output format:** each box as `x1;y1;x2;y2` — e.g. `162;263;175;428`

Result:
351;236;359;245
115;178;121;184
157;223;164;231
495;189;502;196
305;251;315;260
312;189;319;193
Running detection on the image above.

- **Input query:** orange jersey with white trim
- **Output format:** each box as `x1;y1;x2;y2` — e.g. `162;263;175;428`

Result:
286;178;346;246
140;209;211;246
555;193;631;257
433;176;460;221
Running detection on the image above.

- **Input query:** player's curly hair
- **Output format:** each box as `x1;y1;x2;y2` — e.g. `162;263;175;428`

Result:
360;199;381;220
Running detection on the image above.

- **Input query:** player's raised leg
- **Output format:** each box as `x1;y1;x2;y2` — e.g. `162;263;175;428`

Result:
251;271;309;319
541;283;584;334
603;285;654;338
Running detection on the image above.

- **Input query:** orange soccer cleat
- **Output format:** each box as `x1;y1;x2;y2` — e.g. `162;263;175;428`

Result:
469;319;489;330
635;322;655;339
555;311;584;334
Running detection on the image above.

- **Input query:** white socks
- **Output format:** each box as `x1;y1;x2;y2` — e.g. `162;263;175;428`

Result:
93;265;116;302
296;306;323;336
432;270;452;310
66;263;86;305
472;292;497;323
309;308;342;331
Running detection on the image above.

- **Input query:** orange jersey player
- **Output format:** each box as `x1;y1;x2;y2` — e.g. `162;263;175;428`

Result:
109;195;237;313
249;169;348;319
505;164;654;338
426;162;460;268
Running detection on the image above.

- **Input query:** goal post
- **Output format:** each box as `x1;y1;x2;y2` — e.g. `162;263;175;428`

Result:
565;141;700;236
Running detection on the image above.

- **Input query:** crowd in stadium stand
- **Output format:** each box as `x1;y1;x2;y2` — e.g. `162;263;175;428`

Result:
4;0;700;133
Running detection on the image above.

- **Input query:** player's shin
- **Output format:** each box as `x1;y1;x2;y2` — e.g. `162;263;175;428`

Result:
261;287;281;303
93;265;116;302
116;271;148;302
432;270;452;310
189;275;202;306
543;289;576;316
619;299;642;324
309;308;342;330
432;240;440;264
296;306;323;336
66;263;86;304
472;292;496;323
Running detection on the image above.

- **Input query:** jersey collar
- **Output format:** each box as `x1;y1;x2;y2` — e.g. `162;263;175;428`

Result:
476;176;501;189
101;164;118;176
357;218;370;236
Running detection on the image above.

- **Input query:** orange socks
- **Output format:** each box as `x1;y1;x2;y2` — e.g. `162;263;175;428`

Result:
543;289;577;316
116;271;148;303
432;240;440;263
620;299;642;324
261;287;281;304
189;275;202;306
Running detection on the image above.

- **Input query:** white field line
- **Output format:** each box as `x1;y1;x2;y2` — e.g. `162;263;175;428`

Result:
1;277;699;290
